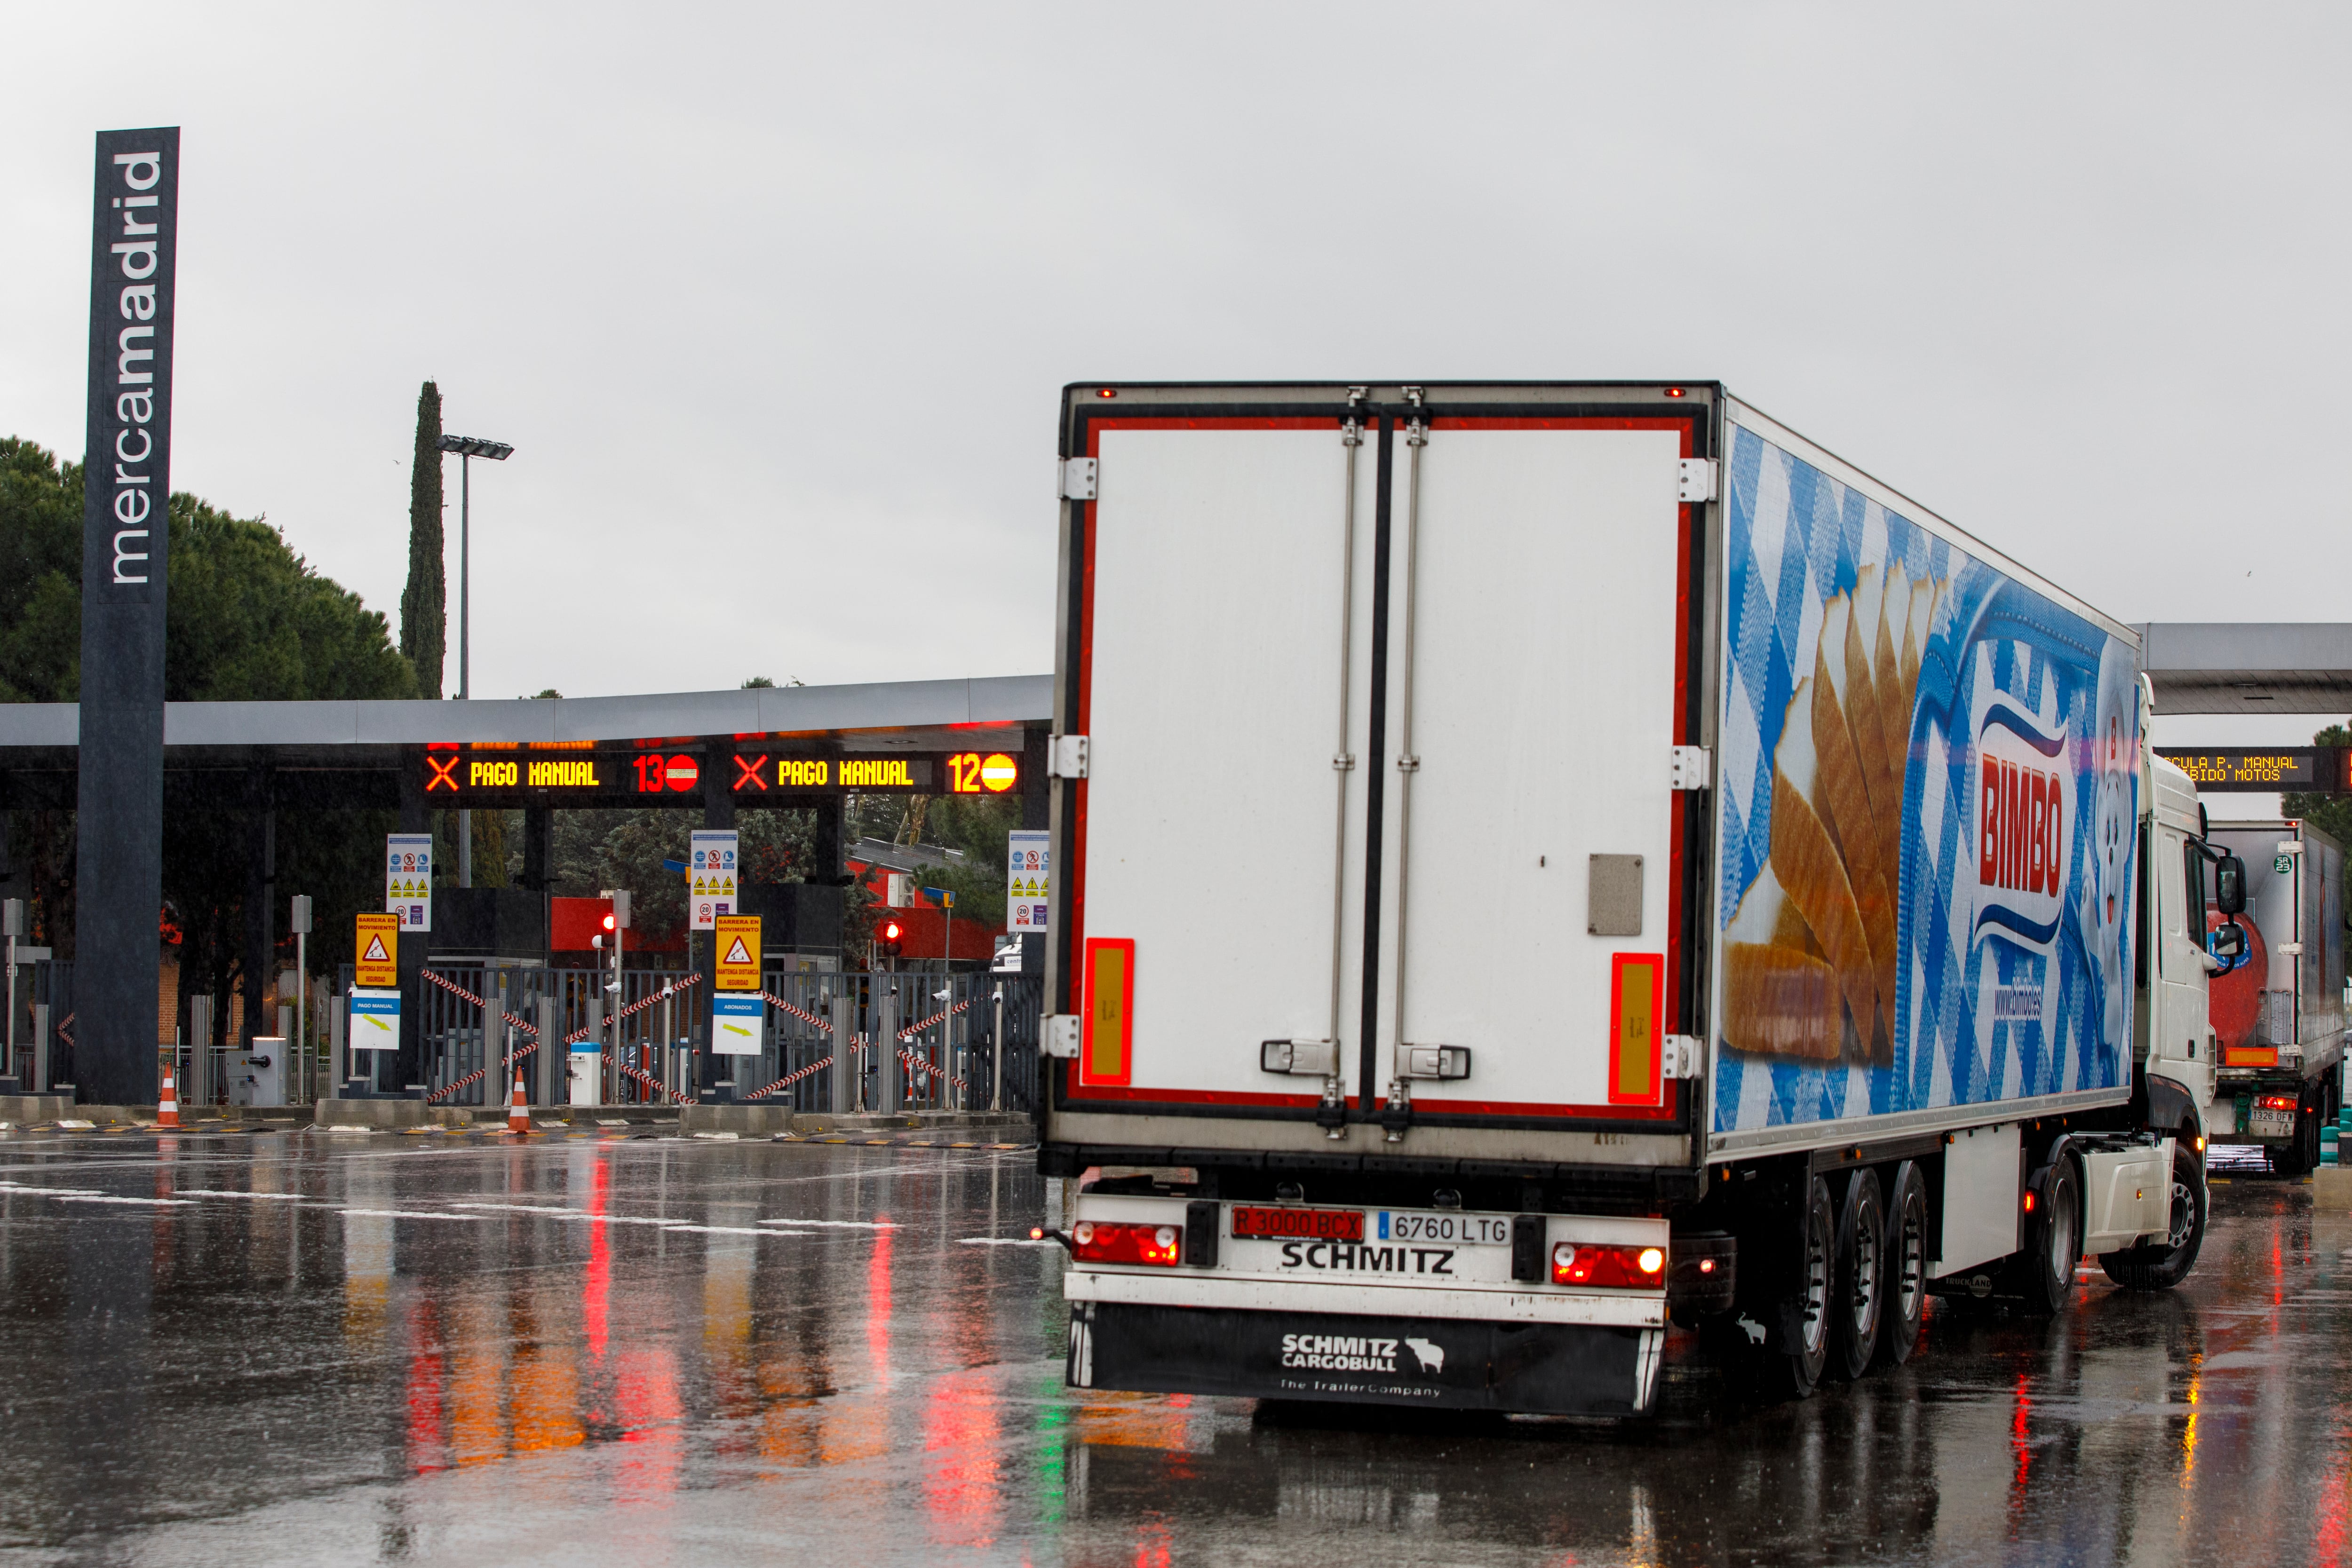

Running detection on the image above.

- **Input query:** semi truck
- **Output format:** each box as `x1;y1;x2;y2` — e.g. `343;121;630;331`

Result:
1033;382;2233;1411
2201;818;2346;1173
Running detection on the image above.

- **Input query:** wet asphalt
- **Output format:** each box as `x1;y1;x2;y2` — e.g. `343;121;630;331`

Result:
0;1127;2339;1567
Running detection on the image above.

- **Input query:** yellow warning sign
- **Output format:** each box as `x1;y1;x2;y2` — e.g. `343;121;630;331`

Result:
356;912;399;988
715;914;761;990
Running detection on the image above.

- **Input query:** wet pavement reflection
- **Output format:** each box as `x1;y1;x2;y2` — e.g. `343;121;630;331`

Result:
0;1130;2343;1565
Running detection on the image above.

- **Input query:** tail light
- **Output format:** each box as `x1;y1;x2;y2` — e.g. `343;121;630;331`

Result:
1070;1220;1181;1267
2259;1095;2299;1112
1552;1242;1666;1288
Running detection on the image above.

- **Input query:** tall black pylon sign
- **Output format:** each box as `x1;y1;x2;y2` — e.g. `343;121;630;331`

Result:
76;127;180;1105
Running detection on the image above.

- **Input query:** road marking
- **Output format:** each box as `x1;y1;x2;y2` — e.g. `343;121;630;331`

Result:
174;1189;309;1200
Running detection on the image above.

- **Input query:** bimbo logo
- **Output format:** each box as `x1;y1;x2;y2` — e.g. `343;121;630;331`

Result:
1973;700;2072;948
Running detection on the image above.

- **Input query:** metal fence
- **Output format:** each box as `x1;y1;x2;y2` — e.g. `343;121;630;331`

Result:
334;962;1044;1113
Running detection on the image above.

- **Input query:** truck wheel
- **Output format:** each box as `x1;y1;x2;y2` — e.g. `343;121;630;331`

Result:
2009;1156;2081;1316
2100;1142;2208;1291
1829;1169;1885;1381
2272;1106;2321;1177
1873;1160;1929;1369
1760;1174;1835;1399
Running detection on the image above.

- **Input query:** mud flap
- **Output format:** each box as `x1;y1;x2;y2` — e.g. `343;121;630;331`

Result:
1073;1302;1661;1415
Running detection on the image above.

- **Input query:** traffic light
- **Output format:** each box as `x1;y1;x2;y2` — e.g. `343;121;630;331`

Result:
876;916;904;959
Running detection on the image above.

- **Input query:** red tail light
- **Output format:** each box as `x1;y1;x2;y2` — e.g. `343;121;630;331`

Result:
1552;1242;1666;1288
2259;1095;2299;1111
1071;1220;1181;1267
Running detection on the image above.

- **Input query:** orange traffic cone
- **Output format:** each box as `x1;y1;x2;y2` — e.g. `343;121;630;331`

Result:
507;1070;531;1133
157;1064;180;1129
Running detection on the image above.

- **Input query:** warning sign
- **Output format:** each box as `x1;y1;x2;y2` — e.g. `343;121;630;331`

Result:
355;912;399;988
1007;830;1049;933
715;913;760;990
386;832;432;931
688;829;739;931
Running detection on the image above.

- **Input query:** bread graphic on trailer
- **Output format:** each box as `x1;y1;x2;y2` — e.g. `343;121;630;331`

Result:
1724;565;1946;1063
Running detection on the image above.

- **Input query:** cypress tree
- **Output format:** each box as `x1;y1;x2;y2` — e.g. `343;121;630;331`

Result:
400;380;445;698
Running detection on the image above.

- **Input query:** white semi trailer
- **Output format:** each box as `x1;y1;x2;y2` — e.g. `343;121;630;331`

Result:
1035;382;2233;1410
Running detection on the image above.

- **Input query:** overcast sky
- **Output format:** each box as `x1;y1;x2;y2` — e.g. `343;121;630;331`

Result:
1;4;2344;768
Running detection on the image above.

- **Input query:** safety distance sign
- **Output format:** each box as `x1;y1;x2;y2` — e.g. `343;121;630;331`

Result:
715;914;761;990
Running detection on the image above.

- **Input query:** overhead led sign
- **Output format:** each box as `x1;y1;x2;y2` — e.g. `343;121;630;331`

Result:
728;754;940;793
2156;748;2351;793
418;746;1002;802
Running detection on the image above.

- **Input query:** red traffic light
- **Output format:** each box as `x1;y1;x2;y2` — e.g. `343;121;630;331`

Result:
602;912;617;932
877;916;904;959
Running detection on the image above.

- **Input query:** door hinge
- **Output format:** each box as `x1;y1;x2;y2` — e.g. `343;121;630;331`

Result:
1669;745;1712;791
1677;458;1719;504
1042;1015;1081;1059
1048;734;1090;779
1059;457;1098;501
1663;1035;1701;1079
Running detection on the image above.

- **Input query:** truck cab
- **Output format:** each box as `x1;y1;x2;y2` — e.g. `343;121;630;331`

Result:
2138;752;2217;1145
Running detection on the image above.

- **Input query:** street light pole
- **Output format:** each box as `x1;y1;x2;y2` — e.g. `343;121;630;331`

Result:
434;433;513;892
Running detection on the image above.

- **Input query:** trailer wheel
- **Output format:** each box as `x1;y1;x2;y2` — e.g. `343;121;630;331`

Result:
1828;1169;1885;1381
1756;1174;1835;1399
1873;1160;1929;1369
2009;1156;2082;1316
2100;1141;2208;1291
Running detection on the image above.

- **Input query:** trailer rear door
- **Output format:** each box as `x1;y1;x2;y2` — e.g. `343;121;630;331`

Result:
1053;389;1706;1145
1371;417;1692;1119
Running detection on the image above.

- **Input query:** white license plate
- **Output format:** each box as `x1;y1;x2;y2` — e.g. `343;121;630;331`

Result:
2250;1109;2296;1138
1374;1210;1513;1247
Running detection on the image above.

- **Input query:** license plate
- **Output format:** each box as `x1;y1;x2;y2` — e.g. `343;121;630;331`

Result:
2249;1109;2296;1138
1375;1210;1513;1247
1231;1205;1363;1241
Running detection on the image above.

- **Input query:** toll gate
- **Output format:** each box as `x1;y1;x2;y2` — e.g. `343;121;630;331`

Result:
0;674;1051;1113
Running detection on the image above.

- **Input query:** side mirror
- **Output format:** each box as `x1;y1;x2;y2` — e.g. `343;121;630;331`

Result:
2209;922;2247;966
2215;854;2247;917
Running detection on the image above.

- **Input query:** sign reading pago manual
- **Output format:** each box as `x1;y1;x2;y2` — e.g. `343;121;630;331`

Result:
385;833;432;931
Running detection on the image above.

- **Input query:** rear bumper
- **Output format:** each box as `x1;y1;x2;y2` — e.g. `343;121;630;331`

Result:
1070;1301;1665;1415
1064;1265;1665;1328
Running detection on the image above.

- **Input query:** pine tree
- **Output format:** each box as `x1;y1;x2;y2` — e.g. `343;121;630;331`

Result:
400;380;445;698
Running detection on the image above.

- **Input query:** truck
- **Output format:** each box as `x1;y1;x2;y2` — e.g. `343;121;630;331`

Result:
1034;381;2236;1411
2201;818;2346;1172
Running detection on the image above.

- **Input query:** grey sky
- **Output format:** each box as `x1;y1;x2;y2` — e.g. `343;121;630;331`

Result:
1;4;2343;767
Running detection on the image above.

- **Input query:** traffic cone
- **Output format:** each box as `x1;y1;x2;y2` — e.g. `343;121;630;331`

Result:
157;1065;180;1129
507;1070;531;1133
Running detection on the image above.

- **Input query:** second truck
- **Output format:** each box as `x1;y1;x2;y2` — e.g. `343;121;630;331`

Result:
1035;381;2238;1409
